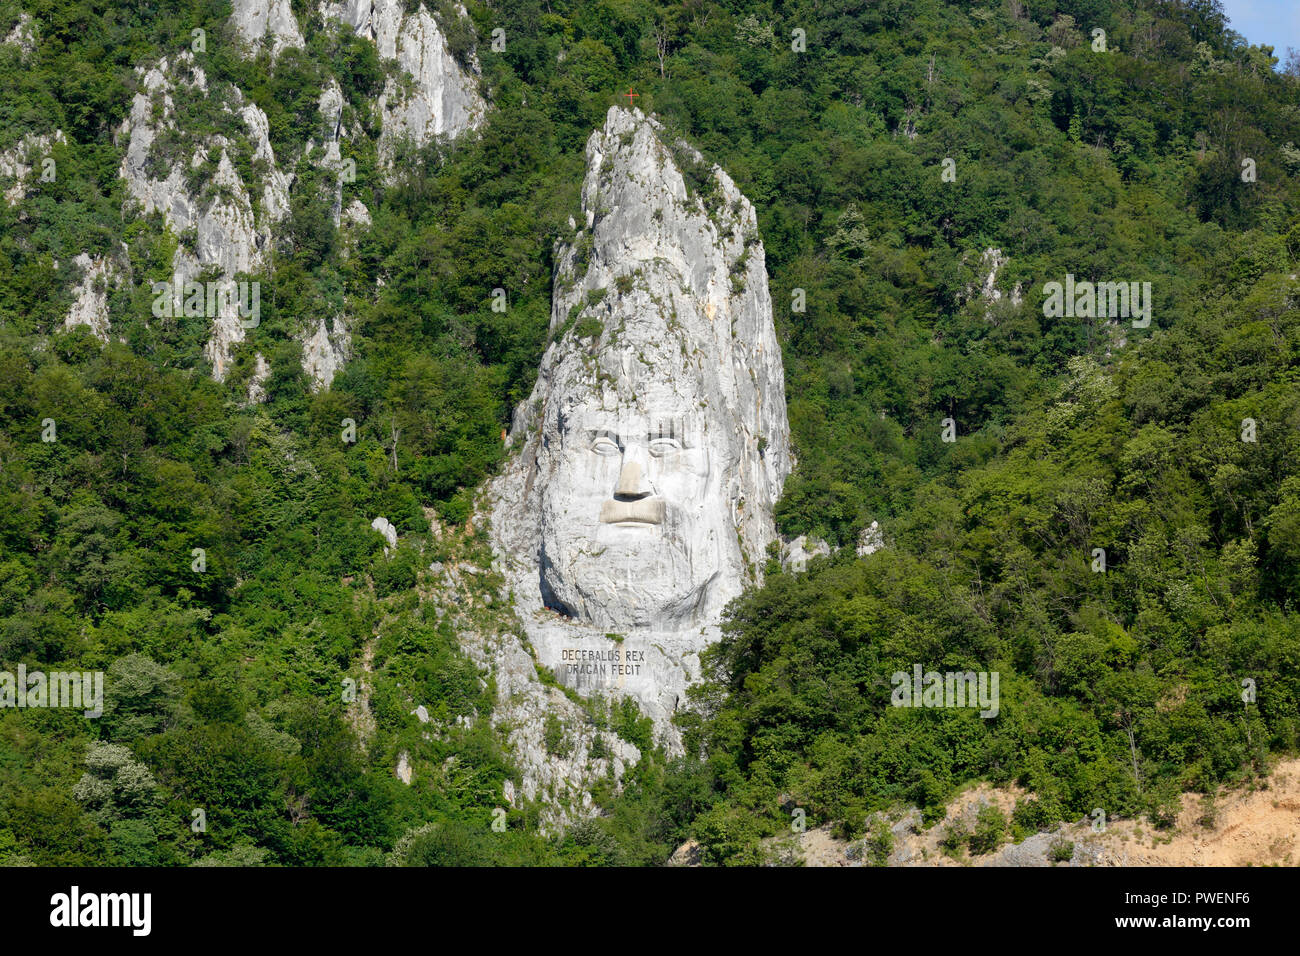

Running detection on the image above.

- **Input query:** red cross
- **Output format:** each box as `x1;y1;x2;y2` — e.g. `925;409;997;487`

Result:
622;88;640;106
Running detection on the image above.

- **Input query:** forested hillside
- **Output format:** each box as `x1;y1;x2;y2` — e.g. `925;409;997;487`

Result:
1;0;1298;865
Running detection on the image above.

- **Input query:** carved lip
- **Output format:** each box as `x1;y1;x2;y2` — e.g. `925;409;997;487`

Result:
600;498;665;525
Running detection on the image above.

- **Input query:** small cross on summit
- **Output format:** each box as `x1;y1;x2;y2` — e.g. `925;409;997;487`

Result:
622;87;640;106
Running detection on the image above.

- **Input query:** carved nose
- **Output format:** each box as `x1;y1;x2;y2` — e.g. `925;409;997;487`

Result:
615;461;651;499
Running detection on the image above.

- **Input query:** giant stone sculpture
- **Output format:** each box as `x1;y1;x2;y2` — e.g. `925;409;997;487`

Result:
489;107;791;738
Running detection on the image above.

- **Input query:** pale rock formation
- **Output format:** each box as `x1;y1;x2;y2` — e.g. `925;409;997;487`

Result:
245;353;272;405
294;81;358;389
455;624;640;834
64;252;120;342
856;520;885;557
4;12;35;53
782;534;831;573
780;523;884;569
343;198;371;228
301;315;351;390
968;247;1023;316
320;0;486;174
371;516;398;553
488;107;792;744
117;53;290;380
1;130;65;205
395;751;412;784
314;80;348;227
229;0;304;58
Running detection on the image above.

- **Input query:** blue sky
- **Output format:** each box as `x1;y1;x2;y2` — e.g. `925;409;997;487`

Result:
1220;0;1300;53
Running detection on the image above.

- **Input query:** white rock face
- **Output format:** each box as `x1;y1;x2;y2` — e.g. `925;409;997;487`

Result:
301;315;351;390
245;352;272;405
230;0;304;57
292;81;359;389
456;624;639;834
782;534;831;573
343;198;371;228
314;80;348;227
4;12;35;53
857;521;885;557
321;0;486;174
969;247;1023;316
117;53;290;380
1;130;65;205
64;252;119;342
371;516;398;552
488;107;792;741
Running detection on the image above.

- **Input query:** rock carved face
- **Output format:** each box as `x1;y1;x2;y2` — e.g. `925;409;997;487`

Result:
537;348;737;629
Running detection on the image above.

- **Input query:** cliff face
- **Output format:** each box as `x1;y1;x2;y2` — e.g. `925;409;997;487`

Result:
117;53;290;380
54;2;482;386
1;130;64;205
230;0;304;58
488;106;791;743
64;252;122;342
321;0;486;175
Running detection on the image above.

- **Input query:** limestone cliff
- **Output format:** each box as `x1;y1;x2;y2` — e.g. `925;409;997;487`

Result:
230;0;304;58
117;52;290;380
297;80;355;390
321;0;486;175
63;251;124;342
488;106;792;745
1;130;65;205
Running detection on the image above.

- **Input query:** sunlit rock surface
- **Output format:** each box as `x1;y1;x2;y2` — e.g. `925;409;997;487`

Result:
321;0;486;174
488;106;791;745
1;130;65;205
64;252;121;342
230;0;304;58
117;53;289;380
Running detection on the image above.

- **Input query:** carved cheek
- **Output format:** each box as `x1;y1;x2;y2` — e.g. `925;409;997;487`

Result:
653;449;708;501
681;448;709;478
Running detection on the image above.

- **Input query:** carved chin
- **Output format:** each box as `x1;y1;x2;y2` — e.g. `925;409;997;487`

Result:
541;539;714;629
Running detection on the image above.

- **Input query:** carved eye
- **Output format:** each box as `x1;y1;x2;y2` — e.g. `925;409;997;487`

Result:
591;436;620;456
649;437;682;457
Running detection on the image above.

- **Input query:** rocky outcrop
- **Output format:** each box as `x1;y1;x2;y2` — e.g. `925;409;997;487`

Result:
781;522;885;570
63;252;121;342
245;352;272;405
454;619;639;834
294;81;355;390
487;106;792;743
371;516;398;553
857;521;884;557
4;12;35;54
967;247;1023;317
230;0;304;57
301;315;351;390
782;534;831;572
321;0;486;174
313;80;349;228
1;130;65;205
117;53;290;380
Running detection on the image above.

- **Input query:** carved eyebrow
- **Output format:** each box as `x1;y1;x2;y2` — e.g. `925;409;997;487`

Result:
649;421;685;441
587;429;621;443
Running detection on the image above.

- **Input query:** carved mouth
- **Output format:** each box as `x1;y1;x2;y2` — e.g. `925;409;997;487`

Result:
600;498;665;525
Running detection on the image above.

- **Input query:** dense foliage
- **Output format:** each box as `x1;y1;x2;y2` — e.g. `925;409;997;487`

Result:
1;0;1298;864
